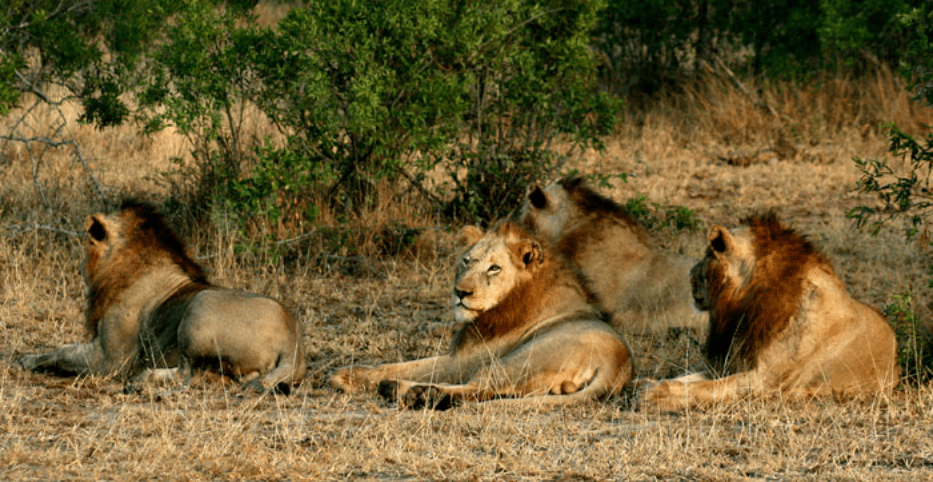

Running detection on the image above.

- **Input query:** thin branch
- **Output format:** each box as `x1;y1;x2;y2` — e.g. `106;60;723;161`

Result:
3;223;82;238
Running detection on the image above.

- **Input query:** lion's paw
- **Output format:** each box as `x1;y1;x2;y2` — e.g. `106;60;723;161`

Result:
329;366;375;393
401;384;453;411
377;380;453;410
636;380;684;412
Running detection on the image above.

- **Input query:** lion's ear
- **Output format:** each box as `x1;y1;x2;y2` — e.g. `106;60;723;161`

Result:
528;186;547;209
85;215;108;243
458;225;485;247
708;225;733;256
515;240;543;267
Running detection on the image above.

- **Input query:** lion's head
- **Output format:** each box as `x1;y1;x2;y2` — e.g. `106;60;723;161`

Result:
522;176;647;247
83;200;208;336
452;222;545;324
693;212;830;369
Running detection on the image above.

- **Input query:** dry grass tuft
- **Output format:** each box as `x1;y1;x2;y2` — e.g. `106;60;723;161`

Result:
2;68;933;479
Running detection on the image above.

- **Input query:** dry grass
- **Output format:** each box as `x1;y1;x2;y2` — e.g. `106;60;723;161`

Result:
3;69;933;480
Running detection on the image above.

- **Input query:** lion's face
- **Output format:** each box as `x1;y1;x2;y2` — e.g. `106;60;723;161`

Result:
689;260;713;311
520;183;574;242
451;225;542;323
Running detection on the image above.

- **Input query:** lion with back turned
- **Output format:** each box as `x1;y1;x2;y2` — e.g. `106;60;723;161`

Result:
18;201;306;393
330;221;633;409
638;213;898;411
521;176;704;333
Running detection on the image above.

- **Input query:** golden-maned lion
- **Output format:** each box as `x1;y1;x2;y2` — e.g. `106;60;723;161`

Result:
329;221;633;409
638;213;898;411
520;176;704;333
18;201;306;393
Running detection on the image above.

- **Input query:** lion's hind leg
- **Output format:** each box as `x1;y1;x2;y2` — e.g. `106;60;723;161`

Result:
242;347;307;395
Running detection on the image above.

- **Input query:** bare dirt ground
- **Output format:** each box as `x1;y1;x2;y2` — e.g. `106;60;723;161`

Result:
3;72;933;480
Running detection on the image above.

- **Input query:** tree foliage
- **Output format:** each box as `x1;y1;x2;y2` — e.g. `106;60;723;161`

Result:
0;0;192;120
129;0;615;225
849;3;933;277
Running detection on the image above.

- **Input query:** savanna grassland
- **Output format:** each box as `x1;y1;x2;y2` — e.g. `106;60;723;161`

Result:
3;67;933;480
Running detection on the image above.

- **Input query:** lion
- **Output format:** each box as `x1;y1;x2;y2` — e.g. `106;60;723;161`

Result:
18;201;306;393
637;213;898;411
520;176;704;333
329;221;633;409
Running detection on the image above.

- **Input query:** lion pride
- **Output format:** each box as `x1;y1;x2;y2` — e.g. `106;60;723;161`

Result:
638;213;897;411
18;201;306;393
330;221;633;409
521;176;704;333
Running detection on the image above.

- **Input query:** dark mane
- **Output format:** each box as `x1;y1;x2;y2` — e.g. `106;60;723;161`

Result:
558;177;642;228
119;200;208;284
704;212;830;370
556;177;653;254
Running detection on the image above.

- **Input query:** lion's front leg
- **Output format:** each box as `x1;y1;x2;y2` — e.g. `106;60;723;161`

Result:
637;371;763;412
18;341;107;377
330;355;465;393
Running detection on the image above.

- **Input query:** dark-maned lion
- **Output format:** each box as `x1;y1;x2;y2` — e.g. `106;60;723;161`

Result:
638;213;898;411
520;177;704;333
329;221;633;409
18;201;306;393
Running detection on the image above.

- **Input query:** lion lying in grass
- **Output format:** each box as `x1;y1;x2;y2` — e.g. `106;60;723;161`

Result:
330;221;633;409
638;213;898;411
521;176;704;333
18;201;306;393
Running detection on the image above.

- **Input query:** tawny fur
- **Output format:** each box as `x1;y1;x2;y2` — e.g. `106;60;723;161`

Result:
520;176;704;334
638;213;898;411
329;221;634;409
18;201;306;393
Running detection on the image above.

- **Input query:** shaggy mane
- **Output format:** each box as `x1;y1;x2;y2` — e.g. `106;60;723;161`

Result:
118;200;208;283
559;177;642;227
85;200;209;337
703;212;832;370
452;221;596;351
557;177;653;253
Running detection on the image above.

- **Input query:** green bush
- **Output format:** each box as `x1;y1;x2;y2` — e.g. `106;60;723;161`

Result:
850;124;933;245
883;293;933;383
849;4;933;254
135;0;617;225
438;0;619;223
624;193;700;232
1;0;191;121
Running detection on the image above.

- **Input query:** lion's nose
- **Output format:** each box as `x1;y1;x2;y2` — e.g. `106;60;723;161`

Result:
455;288;472;300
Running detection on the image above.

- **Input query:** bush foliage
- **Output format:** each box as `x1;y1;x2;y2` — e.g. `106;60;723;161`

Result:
3;0;933;226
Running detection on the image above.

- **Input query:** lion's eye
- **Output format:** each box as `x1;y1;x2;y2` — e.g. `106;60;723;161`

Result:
488;265;501;275
461;256;471;267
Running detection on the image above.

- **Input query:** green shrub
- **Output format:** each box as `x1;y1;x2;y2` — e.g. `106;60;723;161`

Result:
882;293;933;383
624;193;700;232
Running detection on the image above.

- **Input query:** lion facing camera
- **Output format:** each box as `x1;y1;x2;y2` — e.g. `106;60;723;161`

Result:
330;221;633;409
